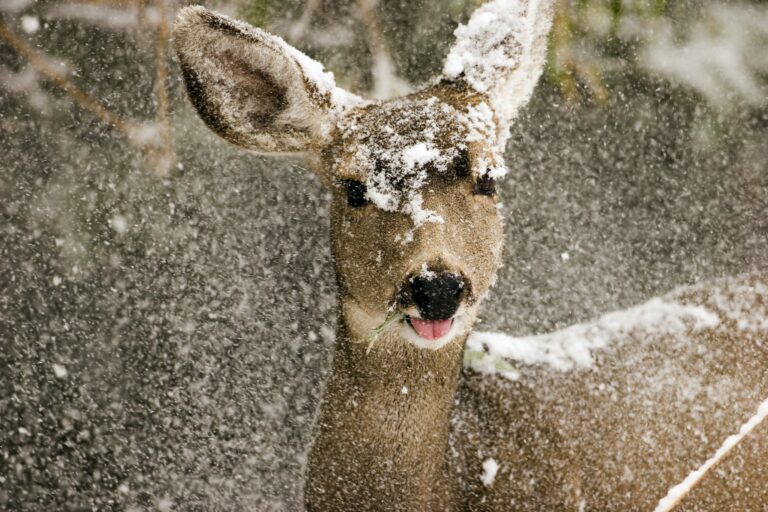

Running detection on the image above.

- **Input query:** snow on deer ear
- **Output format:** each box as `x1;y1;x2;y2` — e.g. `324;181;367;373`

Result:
443;0;554;148
173;6;361;154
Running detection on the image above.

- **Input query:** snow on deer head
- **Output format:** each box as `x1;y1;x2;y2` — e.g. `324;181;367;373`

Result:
173;1;553;350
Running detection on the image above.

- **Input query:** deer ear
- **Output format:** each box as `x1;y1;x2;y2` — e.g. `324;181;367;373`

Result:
442;0;554;147
173;6;359;154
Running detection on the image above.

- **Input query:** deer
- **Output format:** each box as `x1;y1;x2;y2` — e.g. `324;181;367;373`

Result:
172;2;768;510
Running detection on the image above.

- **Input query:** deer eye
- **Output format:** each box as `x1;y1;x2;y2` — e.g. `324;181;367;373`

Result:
340;179;369;207
474;173;496;196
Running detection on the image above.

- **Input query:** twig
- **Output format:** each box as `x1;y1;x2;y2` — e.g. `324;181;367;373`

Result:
653;397;768;512
551;0;579;104
0;20;137;137
366;311;403;354
356;0;409;99
135;0;149;49
152;0;175;174
550;0;609;105
288;0;320;43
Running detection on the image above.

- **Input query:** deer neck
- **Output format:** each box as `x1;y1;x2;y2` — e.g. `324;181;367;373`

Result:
305;308;466;510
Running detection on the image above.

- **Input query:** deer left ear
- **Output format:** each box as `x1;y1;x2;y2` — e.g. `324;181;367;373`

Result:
442;0;554;148
173;6;360;154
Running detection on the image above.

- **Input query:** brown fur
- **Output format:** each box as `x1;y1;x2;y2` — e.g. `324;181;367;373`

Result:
302;98;504;509
452;274;768;511
306;275;768;512
173;6;332;154
173;6;768;511
306;322;466;511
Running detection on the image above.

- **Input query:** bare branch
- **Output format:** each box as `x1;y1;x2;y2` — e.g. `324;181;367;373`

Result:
654;397;768;512
356;0;410;99
288;0;321;43
151;0;175;175
0;20;137;137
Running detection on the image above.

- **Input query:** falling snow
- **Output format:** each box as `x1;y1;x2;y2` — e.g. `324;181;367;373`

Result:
1;0;767;510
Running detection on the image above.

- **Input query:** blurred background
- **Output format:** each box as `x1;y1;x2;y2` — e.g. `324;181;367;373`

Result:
1;0;767;509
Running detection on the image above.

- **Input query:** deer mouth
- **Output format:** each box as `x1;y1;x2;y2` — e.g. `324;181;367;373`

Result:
406;315;454;341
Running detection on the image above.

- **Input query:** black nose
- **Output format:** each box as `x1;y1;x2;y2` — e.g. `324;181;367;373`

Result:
408;272;464;320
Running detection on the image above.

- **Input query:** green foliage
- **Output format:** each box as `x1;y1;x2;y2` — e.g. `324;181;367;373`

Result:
239;0;271;28
367;310;404;353
464;349;519;377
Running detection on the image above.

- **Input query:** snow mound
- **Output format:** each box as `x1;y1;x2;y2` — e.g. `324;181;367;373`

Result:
467;297;720;380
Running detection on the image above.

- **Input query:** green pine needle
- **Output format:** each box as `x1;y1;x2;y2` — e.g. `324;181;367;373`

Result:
366;311;404;354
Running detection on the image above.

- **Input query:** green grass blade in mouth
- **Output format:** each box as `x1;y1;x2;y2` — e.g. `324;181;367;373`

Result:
366;311;404;354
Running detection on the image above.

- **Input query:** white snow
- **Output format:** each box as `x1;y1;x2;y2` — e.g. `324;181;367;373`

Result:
339;97;471;230
402;143;440;171
126;123;161;147
654;397;768;512
444;2;529;93
156;497;173;512
110;215;128;235
443;0;553;148
281;41;363;111
642;5;768;107
20;15;40;34
418;263;437;280
461;101;507;178
52;363;68;379
480;458;499;486
467;297;720;379
403;194;443;230
708;280;768;333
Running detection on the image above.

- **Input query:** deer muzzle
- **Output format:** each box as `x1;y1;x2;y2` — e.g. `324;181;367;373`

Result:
400;270;467;341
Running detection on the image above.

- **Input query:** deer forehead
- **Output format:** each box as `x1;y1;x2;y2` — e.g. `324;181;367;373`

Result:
335;96;503;179
330;95;506;221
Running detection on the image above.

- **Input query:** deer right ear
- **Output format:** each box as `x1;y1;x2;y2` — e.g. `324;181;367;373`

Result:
173;6;360;154
442;0;554;149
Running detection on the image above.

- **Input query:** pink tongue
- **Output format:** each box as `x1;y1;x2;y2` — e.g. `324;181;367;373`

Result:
410;317;453;341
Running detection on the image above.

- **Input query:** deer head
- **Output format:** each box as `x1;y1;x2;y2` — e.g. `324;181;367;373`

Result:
173;1;553;351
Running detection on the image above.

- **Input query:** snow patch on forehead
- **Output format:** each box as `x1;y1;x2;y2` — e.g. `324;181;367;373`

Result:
402;143;440;171
337;96;504;232
338;97;461;230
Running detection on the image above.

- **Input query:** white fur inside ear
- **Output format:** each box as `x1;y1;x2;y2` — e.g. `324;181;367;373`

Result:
173;7;362;153
443;0;554;148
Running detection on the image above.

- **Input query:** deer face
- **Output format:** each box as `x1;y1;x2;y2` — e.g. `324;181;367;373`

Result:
173;1;552;350
328;95;504;349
